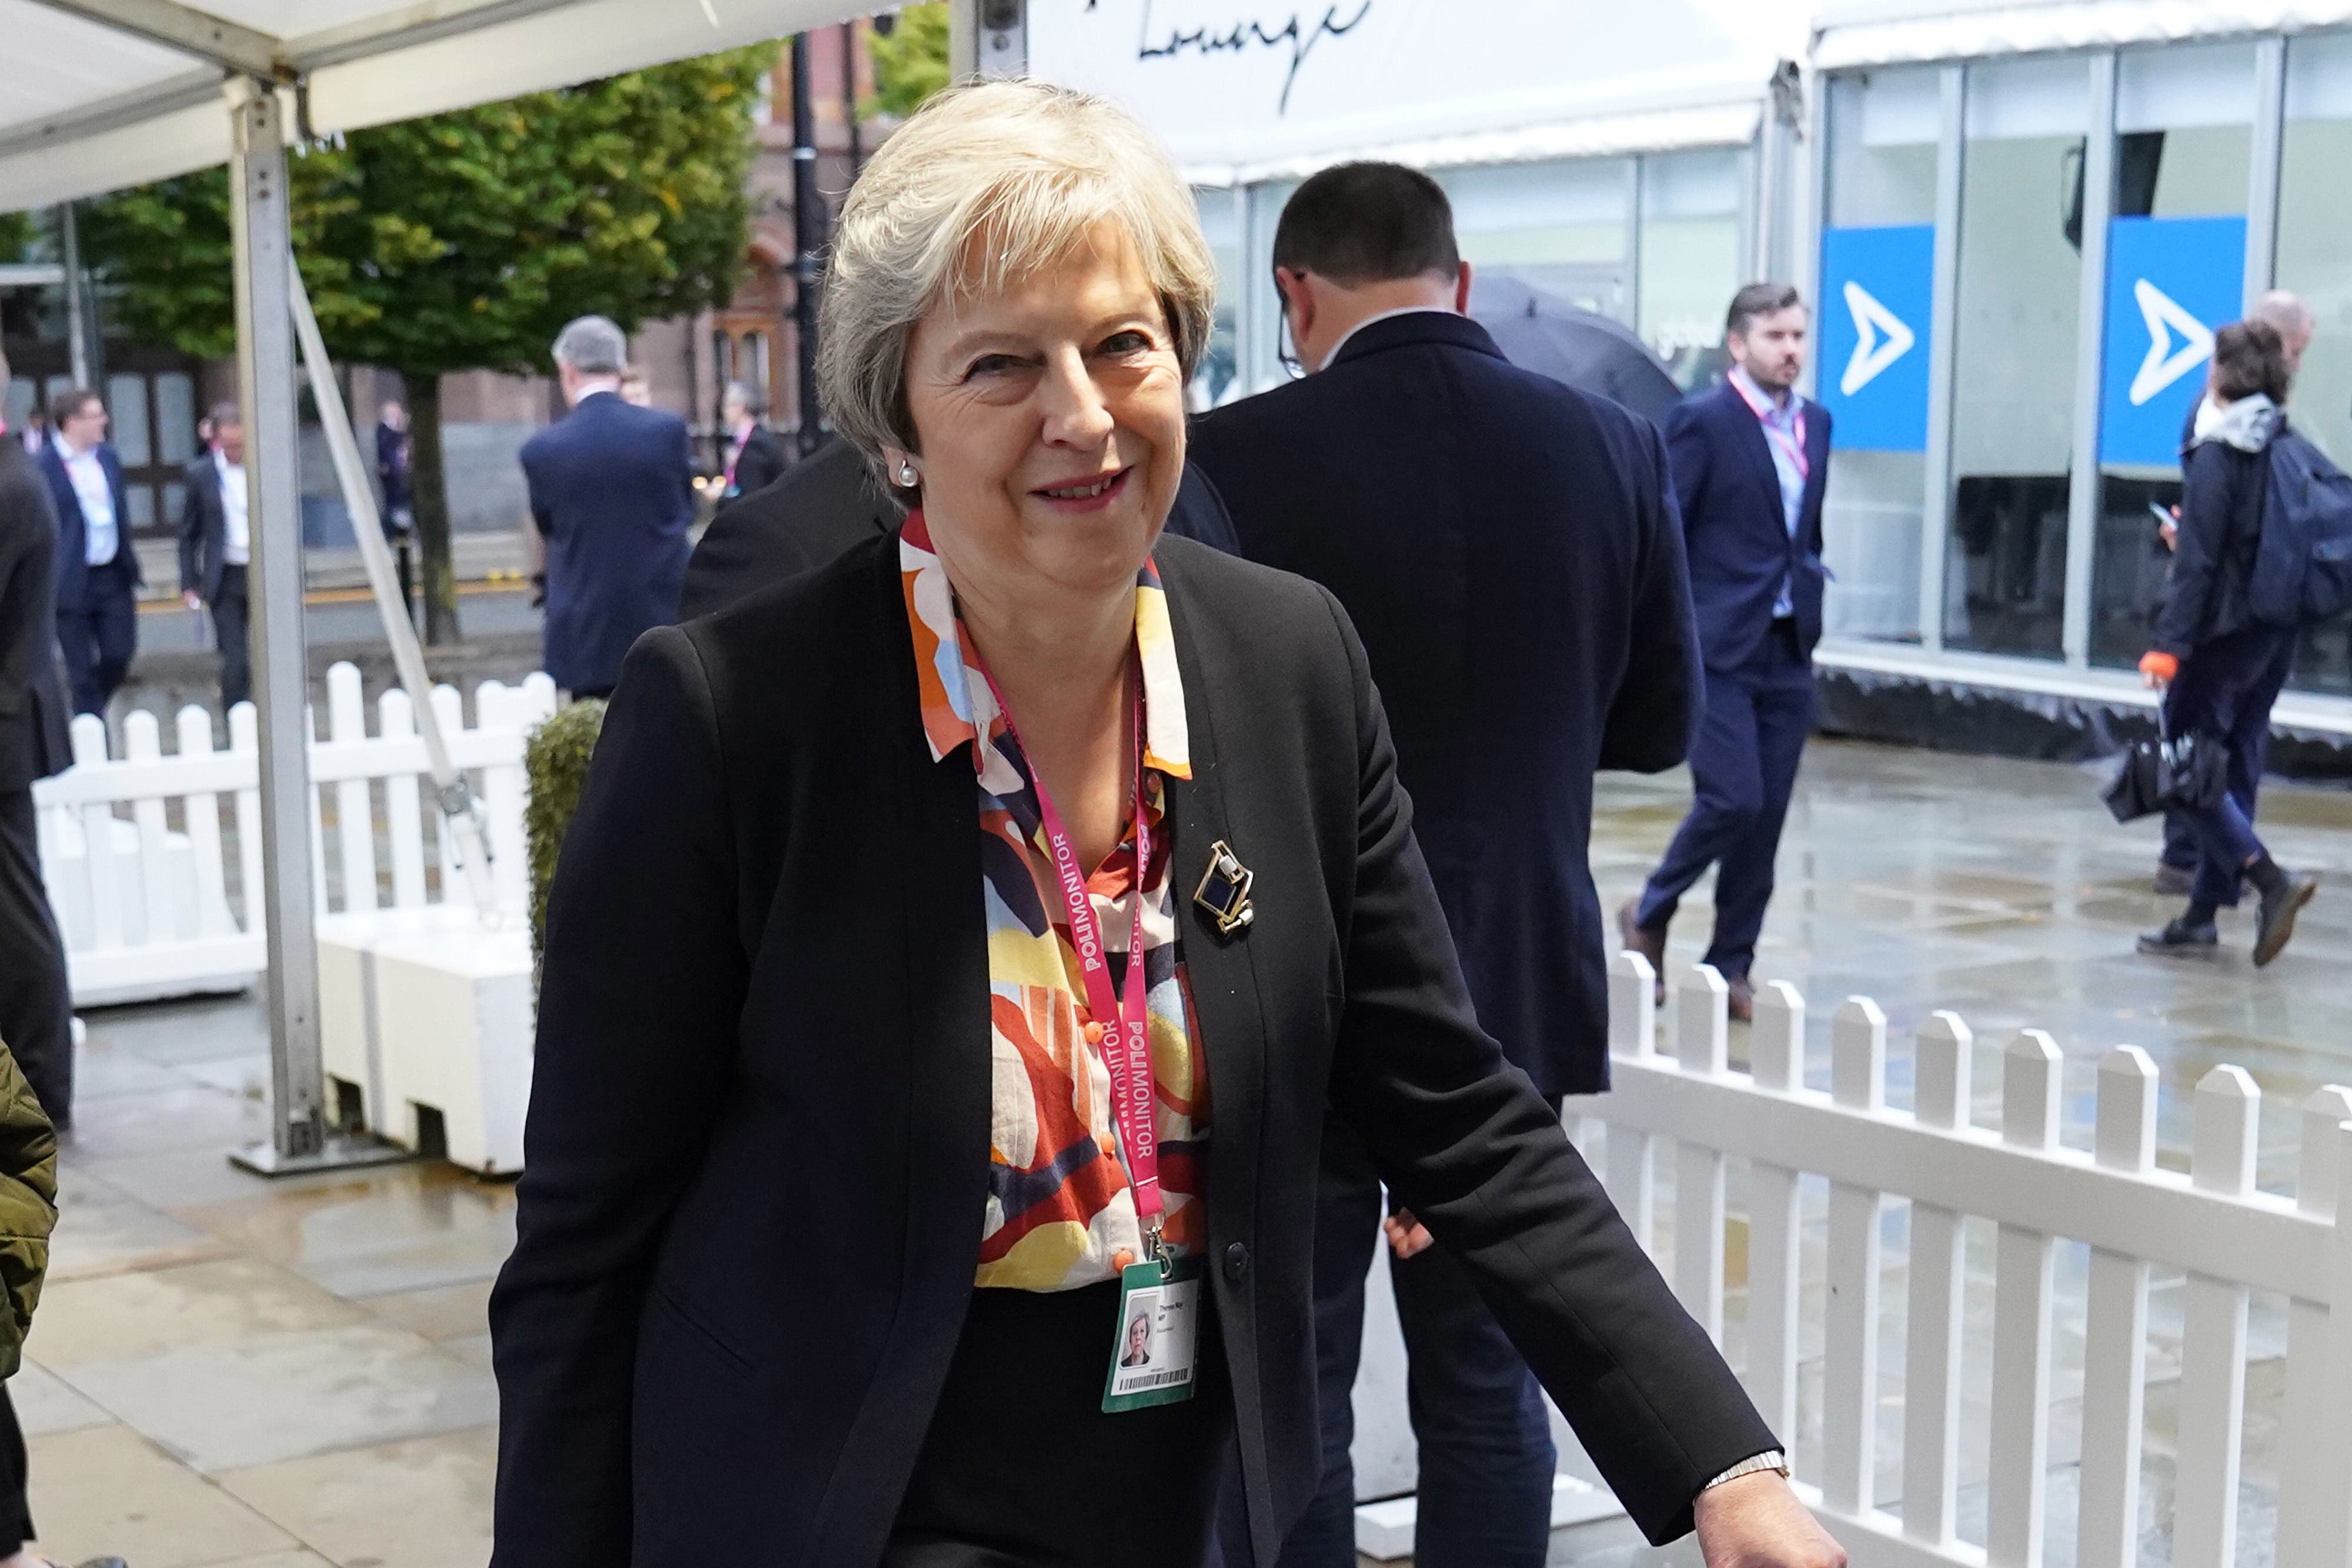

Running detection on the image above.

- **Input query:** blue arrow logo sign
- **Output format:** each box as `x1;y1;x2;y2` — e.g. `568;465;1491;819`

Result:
2099;215;2246;467
1819;224;1933;453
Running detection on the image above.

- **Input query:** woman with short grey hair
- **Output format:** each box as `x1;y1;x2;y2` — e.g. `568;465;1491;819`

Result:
492;80;1839;1568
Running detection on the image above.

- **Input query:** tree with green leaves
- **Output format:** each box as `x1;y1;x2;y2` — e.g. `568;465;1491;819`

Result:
868;3;950;119
76;45;773;643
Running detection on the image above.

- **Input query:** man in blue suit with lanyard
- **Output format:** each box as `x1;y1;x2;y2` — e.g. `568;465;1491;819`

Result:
1621;283;1830;1021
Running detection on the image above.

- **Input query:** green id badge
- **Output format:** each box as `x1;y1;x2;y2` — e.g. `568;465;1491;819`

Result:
1102;1255;1201;1412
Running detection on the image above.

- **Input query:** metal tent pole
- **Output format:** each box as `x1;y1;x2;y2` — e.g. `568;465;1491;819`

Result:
222;76;405;1176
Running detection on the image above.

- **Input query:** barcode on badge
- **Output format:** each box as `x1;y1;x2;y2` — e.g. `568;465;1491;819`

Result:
1124;1370;1191;1390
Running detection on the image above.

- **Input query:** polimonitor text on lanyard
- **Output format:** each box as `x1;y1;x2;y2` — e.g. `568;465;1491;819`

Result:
983;662;1202;1412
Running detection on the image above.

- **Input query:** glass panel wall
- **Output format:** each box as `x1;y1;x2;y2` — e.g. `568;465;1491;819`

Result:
1820;68;1939;643
1943;55;2090;658
1639;146;1752;389
1237;177;1298;399
1191;186;1242;409
2278;29;2352;695
2089;43;2256;668
1439;158;1635;323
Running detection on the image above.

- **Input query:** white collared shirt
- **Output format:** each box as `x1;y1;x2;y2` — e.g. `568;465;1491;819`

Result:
62;441;118;566
1317;306;1461;372
216;449;250;566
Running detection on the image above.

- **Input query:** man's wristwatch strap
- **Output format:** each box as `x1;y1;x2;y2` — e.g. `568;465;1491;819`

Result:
1703;1449;1791;1490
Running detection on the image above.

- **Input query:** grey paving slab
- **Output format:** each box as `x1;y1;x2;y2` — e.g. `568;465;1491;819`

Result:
47;1168;222;1284
52;1325;498;1473
8;1360;113;1436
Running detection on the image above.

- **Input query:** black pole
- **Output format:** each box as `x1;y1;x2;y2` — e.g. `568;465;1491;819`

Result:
791;33;824;457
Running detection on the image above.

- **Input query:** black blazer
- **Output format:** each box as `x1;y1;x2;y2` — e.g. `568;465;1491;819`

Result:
1667;379;1831;671
489;532;1772;1567
37;440;142;603
0;443;73;791
1188;312;1700;1098
176;454;238;606
679;435;1244;620
2155;432;2272;657
519;392;697;693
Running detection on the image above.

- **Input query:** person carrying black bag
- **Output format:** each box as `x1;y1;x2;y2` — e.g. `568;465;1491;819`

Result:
2135;320;2318;965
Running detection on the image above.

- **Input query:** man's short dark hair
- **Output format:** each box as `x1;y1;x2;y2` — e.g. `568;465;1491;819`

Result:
1726;283;1805;339
50;387;101;426
1272;162;1460;287
2212;319;2291;404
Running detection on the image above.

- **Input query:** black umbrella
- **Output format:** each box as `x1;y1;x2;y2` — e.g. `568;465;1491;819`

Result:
1469;275;1686;426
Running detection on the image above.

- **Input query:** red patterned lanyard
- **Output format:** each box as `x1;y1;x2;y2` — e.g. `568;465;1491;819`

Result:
981;663;1165;1246
1733;373;1809;483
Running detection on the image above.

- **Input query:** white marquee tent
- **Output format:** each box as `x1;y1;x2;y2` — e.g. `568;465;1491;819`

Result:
1;0;874;1169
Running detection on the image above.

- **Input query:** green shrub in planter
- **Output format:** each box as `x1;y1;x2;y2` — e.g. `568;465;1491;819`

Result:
524;698;608;985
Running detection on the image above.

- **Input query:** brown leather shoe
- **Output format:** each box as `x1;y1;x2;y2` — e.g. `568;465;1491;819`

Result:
1725;974;1755;1022
1618;900;1668;1005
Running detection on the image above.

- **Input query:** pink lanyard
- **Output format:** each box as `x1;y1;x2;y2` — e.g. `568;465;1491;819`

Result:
1733;376;1809;483
983;664;1165;1243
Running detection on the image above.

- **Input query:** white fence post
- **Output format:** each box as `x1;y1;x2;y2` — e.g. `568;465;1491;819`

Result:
2176;1065;2260;1568
2326;1118;2352;1565
1746;979;1804;1449
177;707;233;940
2075;1045;2156;1568
1822;995;1887;1517
328;663;379;914
1606;952;1658;1253
2280;1086;2352;1566
1989;1029;2062;1568
378;688;427;910
1674;966;1729;1341
1903;1009;1973;1551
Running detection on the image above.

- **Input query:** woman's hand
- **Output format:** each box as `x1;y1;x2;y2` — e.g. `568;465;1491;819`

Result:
2139;650;2179;690
1693;1472;1845;1568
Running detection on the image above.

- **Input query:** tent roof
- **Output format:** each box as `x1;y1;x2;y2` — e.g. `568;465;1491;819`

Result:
0;0;862;212
1812;0;2352;70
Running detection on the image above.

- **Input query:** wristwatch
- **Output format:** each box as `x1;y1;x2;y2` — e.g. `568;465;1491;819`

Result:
1703;1449;1791;1490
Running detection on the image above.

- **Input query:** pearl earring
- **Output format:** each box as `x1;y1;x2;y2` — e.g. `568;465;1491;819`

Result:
896;459;918;487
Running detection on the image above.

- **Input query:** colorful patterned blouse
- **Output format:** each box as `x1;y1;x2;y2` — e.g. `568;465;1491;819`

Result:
900;512;1211;1292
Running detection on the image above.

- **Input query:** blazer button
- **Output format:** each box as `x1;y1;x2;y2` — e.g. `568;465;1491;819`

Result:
1223;1242;1250;1281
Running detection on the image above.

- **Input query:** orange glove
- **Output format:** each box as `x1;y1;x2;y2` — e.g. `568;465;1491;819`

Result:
2139;650;2179;686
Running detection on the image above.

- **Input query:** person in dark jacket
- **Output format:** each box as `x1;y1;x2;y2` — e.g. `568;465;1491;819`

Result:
1621;283;1831;1023
38;389;142;718
176;403;252;710
678;433;1241;621
0;345;76;1132
716;381;789;512
489;81;1836;1568
1186;161;1703;1568
2136;320;2318;965
520;317;698;698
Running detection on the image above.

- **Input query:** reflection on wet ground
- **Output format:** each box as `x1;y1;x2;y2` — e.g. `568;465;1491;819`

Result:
24;739;2346;1566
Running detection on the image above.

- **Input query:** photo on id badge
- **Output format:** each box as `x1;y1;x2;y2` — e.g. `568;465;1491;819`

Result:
1102;1257;1200;1411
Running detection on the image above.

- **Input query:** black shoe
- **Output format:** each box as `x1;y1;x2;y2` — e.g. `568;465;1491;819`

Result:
1618;900;1668;1005
2153;862;2196;897
2137;918;2219;957
2253;872;2319;968
1725;973;1755;1023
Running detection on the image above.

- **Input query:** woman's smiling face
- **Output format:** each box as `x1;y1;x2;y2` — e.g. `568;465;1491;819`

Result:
895;219;1187;609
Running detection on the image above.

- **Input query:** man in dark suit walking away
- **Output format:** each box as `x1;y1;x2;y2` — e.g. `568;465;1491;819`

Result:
38;389;142;718
1187;162;1706;1568
520;316;696;698
0;347;79;1129
178;402;253;710
1620;284;1831;1022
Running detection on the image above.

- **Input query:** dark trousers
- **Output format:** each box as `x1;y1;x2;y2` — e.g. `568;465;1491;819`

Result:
56;556;138;717
0;790;71;1129
2164;627;2296;911
0;1383;28;1554
1636;621;1816;979
212;563;251;710
1277;1119;1557;1568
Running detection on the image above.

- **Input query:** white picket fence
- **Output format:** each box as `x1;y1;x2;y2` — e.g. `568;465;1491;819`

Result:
1569;951;2352;1568
30;663;557;1006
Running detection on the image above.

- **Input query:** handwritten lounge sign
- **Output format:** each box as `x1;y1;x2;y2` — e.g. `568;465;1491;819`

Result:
1030;0;1799;178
